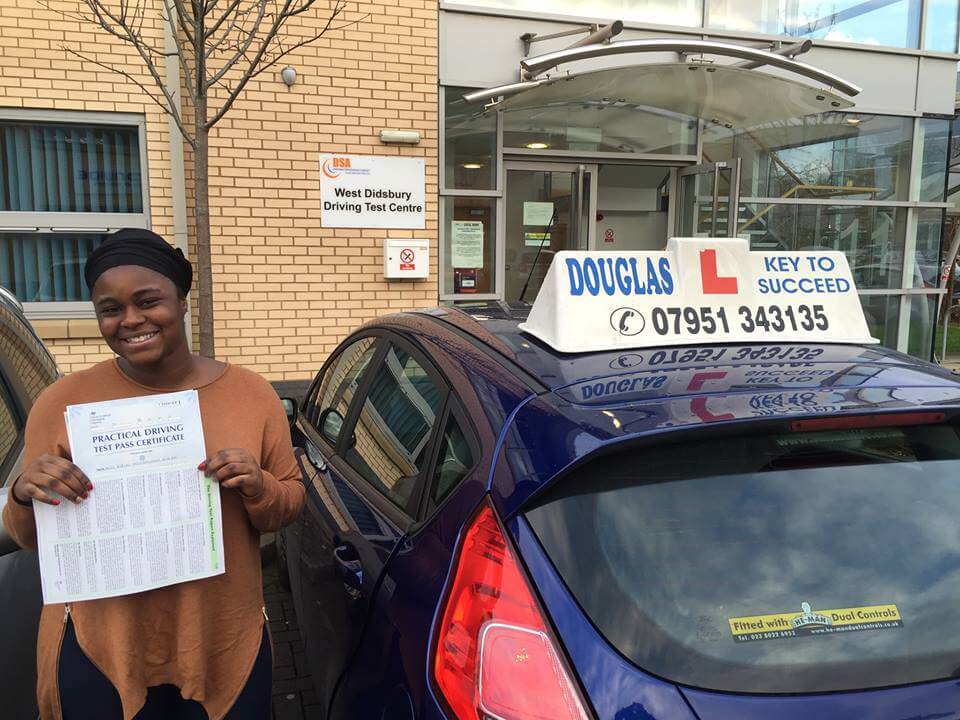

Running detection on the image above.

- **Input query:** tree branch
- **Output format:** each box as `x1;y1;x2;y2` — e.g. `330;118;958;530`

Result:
205;0;271;88
207;0;351;128
63;47;196;148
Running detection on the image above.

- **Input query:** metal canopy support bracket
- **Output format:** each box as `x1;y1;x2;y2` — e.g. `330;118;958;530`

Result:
506;38;861;97
520;21;624;78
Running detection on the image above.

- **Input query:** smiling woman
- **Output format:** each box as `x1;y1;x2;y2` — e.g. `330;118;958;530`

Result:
0;228;305;720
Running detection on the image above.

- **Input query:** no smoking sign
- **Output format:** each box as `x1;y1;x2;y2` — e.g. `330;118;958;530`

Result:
384;239;429;279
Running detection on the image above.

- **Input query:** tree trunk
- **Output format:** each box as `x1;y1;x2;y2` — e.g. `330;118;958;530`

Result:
194;95;215;358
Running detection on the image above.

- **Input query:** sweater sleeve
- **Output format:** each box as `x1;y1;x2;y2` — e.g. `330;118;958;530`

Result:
2;386;69;550
241;391;305;533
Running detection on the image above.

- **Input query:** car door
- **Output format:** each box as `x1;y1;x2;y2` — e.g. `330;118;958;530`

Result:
316;334;448;718
0;304;57;720
293;334;381;708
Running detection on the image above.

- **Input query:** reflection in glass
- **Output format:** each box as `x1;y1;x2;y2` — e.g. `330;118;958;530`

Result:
457;0;702;27
859;294;901;348
503;104;697;156
527;424;960;693
0;232;107;302
347;346;442;510
739;204;906;289
914;209;945;289
906;294;938;358
705;114;913;200
444;87;497;191
706;0;922;48
917;119;951;202
925;0;960;51
443;196;496;295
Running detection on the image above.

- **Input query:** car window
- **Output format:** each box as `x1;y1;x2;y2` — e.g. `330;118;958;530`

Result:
343;343;443;511
0;302;58;407
429;409;475;508
304;337;377;443
526;421;960;695
0;376;22;483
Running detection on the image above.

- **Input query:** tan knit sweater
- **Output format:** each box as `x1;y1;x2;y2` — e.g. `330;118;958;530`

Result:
2;359;305;720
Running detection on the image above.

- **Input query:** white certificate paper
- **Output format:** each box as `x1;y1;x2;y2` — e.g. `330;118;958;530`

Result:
34;390;224;604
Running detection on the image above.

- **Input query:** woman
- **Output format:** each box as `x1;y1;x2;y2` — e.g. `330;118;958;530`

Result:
2;228;305;720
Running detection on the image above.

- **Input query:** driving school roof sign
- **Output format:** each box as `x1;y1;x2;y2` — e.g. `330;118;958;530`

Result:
519;237;878;353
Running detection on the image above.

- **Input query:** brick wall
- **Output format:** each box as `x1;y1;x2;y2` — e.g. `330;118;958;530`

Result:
5;0;439;379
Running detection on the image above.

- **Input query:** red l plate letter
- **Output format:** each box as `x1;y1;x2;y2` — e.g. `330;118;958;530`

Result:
700;249;738;294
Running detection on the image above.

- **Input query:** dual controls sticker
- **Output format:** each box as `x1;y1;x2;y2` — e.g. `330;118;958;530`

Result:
728;602;903;643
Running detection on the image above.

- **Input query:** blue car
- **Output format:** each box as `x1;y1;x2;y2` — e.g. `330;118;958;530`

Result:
279;301;960;720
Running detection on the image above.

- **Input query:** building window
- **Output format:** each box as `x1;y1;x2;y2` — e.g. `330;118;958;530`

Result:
0;114;149;315
444;87;497;191
706;113;949;356
705;0;923;48
442;196;497;297
450;0;702;28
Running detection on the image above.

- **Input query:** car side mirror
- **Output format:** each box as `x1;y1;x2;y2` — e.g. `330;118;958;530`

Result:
318;408;356;449
281;397;297;427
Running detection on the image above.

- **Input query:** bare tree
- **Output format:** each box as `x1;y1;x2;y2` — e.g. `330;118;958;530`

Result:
49;0;351;357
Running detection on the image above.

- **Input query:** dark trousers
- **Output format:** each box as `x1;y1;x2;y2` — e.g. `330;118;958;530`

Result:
58;620;272;720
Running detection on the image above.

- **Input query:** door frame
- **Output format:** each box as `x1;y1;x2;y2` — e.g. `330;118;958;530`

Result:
677;159;743;238
500;160;599;303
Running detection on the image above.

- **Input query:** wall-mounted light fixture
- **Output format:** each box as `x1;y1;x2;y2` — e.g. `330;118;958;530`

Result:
280;66;297;86
379;129;421;144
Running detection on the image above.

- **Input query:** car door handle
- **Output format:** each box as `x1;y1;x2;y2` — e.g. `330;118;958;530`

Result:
333;543;363;589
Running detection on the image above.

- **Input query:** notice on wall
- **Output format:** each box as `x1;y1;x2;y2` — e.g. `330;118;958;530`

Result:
34;390;224;604
450;220;484;268
523;201;555;226
320;154;425;229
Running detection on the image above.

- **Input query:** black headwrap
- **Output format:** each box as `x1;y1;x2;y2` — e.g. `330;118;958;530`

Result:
84;228;193;296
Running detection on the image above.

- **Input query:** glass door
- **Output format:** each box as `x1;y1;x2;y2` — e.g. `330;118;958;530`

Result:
677;160;741;238
503;163;595;302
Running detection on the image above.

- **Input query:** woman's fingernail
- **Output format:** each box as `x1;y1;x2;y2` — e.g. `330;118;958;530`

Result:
52;499;60;506
82;492;89;499
74;497;82;504
87;483;93;491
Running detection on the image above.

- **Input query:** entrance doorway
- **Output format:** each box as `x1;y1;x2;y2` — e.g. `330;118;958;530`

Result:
677;160;743;237
503;162;675;302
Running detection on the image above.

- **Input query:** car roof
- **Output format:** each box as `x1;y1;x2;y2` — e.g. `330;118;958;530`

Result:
414;302;960;398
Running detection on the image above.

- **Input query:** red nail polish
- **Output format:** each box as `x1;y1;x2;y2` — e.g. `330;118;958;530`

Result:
82;492;89;499
87;483;93;491
52;499;60;506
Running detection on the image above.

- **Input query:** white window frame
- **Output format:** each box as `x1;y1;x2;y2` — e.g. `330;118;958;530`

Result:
0;109;151;320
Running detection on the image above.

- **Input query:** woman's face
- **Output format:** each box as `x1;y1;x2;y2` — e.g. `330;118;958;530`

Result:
92;265;189;367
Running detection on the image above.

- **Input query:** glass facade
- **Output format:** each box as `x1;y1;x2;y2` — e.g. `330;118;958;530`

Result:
459;0;702;28
706;0;922;48
703;114;949;356
502;104;698;156
451;0;956;49
704;114;914;200
444;87;497;191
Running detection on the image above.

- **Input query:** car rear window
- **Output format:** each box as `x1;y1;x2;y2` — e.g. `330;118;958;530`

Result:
525;419;960;694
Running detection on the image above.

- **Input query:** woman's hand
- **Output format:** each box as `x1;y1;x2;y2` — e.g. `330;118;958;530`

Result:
200;449;264;499
13;454;91;506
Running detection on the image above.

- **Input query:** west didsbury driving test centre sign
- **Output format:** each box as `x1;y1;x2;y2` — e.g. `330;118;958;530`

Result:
520;237;878;353
320;154;425;229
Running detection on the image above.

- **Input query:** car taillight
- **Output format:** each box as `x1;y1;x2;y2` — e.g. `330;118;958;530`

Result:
790;412;946;432
432;502;591;720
